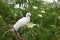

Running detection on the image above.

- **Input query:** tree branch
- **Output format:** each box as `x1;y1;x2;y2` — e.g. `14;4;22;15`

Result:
12;27;25;40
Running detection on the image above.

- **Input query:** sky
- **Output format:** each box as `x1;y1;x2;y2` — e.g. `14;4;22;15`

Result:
43;0;58;3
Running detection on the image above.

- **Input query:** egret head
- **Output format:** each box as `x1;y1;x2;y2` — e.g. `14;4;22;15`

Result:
26;13;31;17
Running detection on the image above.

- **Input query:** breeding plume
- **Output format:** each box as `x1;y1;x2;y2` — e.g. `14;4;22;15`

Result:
2;13;31;36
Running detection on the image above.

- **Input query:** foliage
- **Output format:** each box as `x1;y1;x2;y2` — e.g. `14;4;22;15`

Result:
0;0;60;40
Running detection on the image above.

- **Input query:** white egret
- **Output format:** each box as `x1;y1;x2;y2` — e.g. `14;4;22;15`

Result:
2;13;31;36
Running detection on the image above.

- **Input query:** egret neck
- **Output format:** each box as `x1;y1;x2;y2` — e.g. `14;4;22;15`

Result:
26;16;30;21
